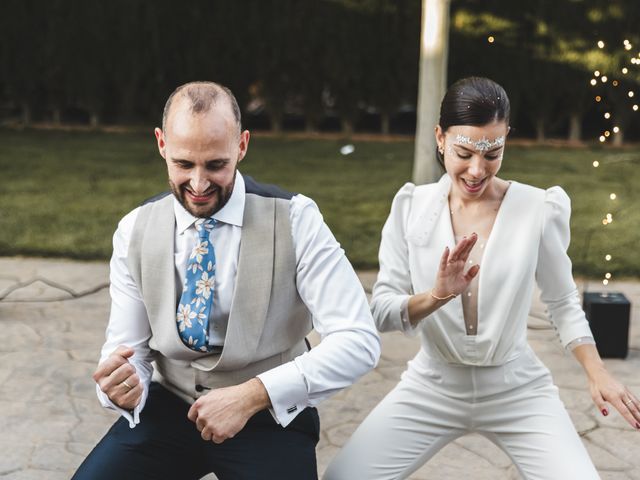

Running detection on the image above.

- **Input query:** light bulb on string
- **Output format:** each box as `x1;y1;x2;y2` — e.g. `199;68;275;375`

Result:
599;135;606;142
612;80;619;87
487;36;495;43
593;160;600;167
595;96;602;102
594;70;601;77
613;126;620;133
604;131;611;137
629;91;635;98
622;67;628;74
603;279;609;285
610;193;617;200
605;273;612;279
633;105;639;111
601;76;608;83
605;254;612;261
598;40;605;48
604;112;611;119
590;79;597;86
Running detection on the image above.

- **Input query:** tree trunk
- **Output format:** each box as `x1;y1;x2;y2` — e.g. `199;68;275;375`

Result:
613;130;624;147
381;112;391;135
568;113;581;143
21;103;31;126
413;0;451;185
52;107;61;126
90;112;100;129
341;118;354;137
536;118;545;142
270;113;283;134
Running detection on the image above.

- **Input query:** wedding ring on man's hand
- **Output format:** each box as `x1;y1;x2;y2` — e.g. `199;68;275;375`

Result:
624;399;633;406
122;380;133;390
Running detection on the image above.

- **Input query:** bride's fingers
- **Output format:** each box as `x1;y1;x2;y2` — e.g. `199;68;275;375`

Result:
439;246;450;271
459;233;478;260
464;264;480;282
449;237;469;263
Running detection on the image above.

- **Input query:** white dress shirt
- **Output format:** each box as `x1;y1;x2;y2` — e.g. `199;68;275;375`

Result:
372;176;593;366
97;173;380;427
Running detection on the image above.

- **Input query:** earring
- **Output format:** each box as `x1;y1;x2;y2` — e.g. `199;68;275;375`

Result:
438;146;444;155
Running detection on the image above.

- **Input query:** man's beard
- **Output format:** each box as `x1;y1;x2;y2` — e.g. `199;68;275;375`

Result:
169;170;236;218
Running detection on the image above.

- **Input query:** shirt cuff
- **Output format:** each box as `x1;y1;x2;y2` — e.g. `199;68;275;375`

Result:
257;361;309;427
96;383;149;428
566;336;596;351
400;296;420;336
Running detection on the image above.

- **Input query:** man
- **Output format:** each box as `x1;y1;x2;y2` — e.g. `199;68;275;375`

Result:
73;81;380;479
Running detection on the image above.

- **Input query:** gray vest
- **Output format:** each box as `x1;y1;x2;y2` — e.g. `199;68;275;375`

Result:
127;188;311;404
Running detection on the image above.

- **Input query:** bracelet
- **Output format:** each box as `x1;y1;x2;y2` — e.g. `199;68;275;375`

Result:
429;288;457;301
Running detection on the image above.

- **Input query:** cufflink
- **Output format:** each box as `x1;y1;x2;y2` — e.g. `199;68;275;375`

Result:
287;406;298;414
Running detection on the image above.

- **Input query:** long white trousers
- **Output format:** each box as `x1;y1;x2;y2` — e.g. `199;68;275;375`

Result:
324;347;599;480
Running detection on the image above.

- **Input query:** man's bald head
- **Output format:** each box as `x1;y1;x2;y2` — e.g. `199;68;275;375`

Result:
162;81;242;137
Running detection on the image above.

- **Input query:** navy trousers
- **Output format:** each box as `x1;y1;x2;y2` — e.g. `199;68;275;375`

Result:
73;382;320;480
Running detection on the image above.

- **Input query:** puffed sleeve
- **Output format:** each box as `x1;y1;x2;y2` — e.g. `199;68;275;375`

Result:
370;183;415;332
535;186;593;347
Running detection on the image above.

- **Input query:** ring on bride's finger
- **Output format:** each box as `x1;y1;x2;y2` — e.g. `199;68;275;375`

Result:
624;399;633;406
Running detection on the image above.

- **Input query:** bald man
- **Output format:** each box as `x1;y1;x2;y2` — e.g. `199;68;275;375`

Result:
73;82;380;480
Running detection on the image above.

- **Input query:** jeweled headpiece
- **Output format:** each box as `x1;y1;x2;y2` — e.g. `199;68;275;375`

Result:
455;134;505;152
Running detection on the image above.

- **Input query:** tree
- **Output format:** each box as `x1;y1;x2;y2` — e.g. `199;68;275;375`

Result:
413;0;450;185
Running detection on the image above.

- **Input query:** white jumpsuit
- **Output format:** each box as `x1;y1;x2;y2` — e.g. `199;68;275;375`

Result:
324;175;599;480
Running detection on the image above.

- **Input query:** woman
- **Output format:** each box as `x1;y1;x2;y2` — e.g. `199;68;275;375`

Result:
324;77;639;480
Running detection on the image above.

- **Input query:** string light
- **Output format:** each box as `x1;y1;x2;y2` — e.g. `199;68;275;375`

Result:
598;40;605;48
605;272;612;279
593;160;600;167
622;67;628;74
610;193;617;200
612;80;619;87
633;104;639;111
604;112;611;119
590;79;597;86
601;75;608;83
599;135;606;142
604;130;611;137
487;36;495;43
613;126;620;133
603;279;609;285
625;44;632;50
595;96;602;102
605;254;612;261
629;91;635;98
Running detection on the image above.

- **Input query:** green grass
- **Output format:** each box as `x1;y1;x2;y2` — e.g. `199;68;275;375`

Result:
1;129;639;278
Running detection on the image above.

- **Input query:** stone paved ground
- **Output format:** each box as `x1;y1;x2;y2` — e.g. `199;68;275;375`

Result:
0;257;638;479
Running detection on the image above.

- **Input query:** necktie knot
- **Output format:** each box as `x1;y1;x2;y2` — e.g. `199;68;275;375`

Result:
195;218;216;240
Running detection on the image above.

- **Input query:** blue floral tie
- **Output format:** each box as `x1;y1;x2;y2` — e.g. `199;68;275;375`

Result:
176;218;217;352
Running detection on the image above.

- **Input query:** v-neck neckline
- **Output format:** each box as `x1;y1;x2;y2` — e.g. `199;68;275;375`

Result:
444;181;516;336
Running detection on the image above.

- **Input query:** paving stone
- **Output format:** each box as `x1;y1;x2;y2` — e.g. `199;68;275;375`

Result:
0;469;72;480
410;442;511;479
582;438;631;472
599;472;633;480
70;419;115;444
0;322;41;352
453;434;512;469
586;428;640;469
31;442;85;471
0;444;32;475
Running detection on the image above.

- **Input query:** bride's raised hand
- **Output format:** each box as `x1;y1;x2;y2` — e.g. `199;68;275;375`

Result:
432;233;480;299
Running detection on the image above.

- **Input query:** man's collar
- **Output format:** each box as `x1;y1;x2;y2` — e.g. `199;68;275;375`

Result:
174;172;245;234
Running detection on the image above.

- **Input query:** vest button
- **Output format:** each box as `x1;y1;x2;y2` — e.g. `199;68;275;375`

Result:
195;384;204;392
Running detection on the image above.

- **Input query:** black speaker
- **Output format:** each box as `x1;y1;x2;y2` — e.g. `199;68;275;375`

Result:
582;292;630;359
